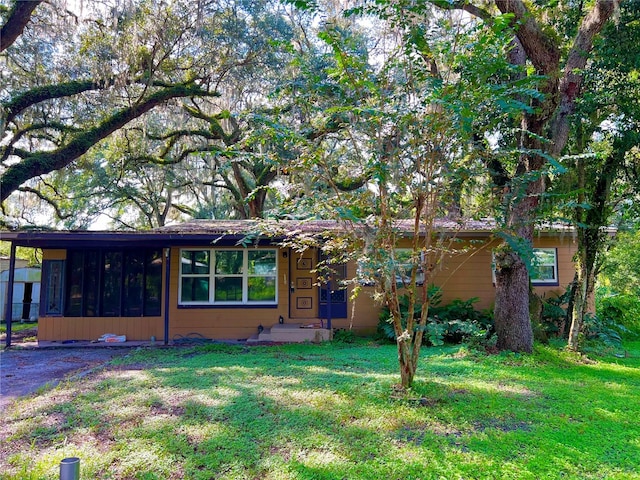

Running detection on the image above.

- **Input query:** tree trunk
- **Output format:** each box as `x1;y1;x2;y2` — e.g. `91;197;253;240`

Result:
397;338;415;389
488;0;617;354
492;111;546;352
568;262;588;350
494;248;534;352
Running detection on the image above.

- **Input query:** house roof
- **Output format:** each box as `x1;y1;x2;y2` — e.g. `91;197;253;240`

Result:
0;218;579;248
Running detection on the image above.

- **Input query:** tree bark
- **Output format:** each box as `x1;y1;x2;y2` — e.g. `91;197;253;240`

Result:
0;0;42;52
568;262;588;350
494;248;534;352
567;142;620;349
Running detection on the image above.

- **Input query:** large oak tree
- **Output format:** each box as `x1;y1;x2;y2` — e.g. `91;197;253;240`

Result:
421;0;620;352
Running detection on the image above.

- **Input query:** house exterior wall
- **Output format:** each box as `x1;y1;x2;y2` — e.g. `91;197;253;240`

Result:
0;266;41;321
429;235;577;311
34;233;579;342
335;234;579;333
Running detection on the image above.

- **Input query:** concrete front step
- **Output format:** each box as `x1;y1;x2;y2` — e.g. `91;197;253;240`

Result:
247;323;331;344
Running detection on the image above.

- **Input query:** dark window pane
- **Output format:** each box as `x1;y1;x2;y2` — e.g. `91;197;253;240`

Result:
534;265;556;281
102;251;122;316
181;277;209;302
214;277;243;301
144;249;162;316
248;250;276;275
248;276;276;302
182;250;209;274
83;251;100;317
123;251;144;316
65;251;84;316
215;251;243;274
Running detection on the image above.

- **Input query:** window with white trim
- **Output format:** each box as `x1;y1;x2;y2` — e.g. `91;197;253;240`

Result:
491;248;559;286
179;249;277;305
531;248;558;285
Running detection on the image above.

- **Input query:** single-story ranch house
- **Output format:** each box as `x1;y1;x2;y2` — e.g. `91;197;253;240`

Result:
1;219;578;346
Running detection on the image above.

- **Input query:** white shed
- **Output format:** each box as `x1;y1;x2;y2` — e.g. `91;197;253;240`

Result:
1;266;41;321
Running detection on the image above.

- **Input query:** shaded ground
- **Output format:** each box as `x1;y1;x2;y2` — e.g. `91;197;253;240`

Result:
0;345;132;411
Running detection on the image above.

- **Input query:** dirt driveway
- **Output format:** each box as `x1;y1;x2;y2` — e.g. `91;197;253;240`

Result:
0;347;133;410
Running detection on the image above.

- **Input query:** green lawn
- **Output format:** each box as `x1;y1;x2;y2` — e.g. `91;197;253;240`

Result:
1;340;639;480
0;322;37;342
0;322;37;334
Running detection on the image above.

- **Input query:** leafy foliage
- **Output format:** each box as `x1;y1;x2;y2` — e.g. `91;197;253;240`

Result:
596;286;640;338
377;287;493;347
531;287;572;342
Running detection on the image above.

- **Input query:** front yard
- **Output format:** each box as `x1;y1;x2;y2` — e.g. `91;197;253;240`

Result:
1;340;639;479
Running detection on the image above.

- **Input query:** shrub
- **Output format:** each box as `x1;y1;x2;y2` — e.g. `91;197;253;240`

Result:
376;286;493;346
596;286;640;337
333;328;357;343
532;287;571;342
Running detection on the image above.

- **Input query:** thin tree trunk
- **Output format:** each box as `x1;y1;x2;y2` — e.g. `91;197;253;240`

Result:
397;338;415;389
568;263;588;350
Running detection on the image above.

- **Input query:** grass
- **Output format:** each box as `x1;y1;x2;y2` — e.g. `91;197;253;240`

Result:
1;339;639;480
0;321;37;334
0;322;38;343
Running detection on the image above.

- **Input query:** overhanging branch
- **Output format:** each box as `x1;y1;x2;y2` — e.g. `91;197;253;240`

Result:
0;83;213;202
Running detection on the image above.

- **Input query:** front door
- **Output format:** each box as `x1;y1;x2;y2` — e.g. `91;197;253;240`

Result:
319;262;348;319
289;250;318;319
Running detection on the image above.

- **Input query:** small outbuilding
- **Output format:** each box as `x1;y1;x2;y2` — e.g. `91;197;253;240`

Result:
1;265;41;322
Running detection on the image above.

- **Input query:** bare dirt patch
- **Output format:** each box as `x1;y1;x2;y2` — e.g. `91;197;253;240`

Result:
0;346;133;411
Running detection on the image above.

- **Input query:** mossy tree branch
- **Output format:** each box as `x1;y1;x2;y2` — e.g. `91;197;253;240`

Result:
2;76;196;125
3;80;108;125
0;83;213;202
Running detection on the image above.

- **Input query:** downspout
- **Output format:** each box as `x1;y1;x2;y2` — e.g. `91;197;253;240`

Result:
163;247;171;346
326;275;332;331
4;242;17;348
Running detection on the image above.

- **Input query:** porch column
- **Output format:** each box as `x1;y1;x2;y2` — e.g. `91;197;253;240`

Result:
4;242;17;347
163;247;171;346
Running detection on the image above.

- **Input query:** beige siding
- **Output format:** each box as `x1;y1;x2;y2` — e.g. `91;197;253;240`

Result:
36;235;580;341
346;235;580;331
39;316;164;342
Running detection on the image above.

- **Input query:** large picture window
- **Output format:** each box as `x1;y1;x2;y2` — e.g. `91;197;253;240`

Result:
64;248;162;317
180;249;277;305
